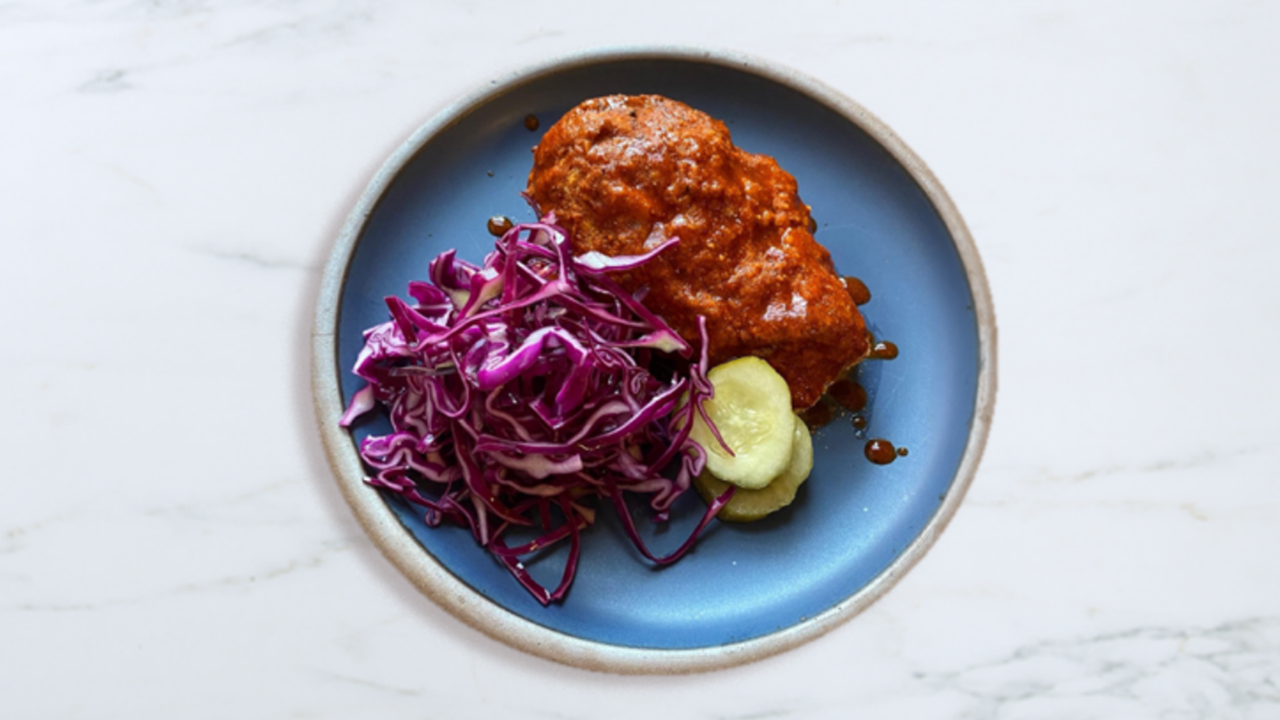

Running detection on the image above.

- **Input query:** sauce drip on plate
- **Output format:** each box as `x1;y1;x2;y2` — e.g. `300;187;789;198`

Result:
799;400;835;431
828;379;867;412
864;439;898;465
842;275;872;306
870;341;899;360
487;215;514;237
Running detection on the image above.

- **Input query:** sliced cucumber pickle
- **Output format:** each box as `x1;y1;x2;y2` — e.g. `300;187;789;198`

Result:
695;415;814;523
689;356;795;489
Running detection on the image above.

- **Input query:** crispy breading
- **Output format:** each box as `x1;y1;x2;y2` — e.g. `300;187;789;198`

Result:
527;95;869;408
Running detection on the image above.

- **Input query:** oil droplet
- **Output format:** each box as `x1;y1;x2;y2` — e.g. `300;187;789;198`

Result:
865;439;897;465
807;215;818;234
897;446;908;457
842;276;871;306
487;215;514;237
523;114;540;131
851;415;867;430
870;341;899;360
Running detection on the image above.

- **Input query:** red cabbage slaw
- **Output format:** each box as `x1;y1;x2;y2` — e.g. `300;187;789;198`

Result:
340;217;734;604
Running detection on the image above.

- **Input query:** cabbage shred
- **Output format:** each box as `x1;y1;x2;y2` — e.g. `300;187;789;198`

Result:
341;218;732;604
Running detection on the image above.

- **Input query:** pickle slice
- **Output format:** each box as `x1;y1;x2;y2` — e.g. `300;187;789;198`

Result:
689;357;796;489
695;415;814;522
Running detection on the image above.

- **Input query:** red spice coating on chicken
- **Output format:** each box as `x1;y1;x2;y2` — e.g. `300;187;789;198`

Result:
527;95;869;408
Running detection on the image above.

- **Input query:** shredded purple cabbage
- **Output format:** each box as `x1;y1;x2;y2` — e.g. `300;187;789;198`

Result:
341;217;734;604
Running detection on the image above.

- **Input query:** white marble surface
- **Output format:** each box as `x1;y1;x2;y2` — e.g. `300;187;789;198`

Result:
3;1;1278;717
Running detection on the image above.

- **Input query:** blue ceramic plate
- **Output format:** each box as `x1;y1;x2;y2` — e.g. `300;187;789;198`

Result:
313;47;996;673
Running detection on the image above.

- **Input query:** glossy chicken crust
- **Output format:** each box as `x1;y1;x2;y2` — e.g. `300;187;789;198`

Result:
527;95;869;408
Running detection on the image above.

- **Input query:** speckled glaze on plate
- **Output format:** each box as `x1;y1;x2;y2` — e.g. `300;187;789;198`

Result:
312;46;996;674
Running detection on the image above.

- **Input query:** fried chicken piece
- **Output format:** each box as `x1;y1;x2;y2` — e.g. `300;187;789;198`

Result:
527;95;869;408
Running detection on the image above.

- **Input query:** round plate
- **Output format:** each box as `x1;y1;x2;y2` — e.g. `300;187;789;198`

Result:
313;46;996;673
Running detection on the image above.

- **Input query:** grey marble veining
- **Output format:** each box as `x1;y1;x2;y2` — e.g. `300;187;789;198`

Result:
1;0;1278;717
